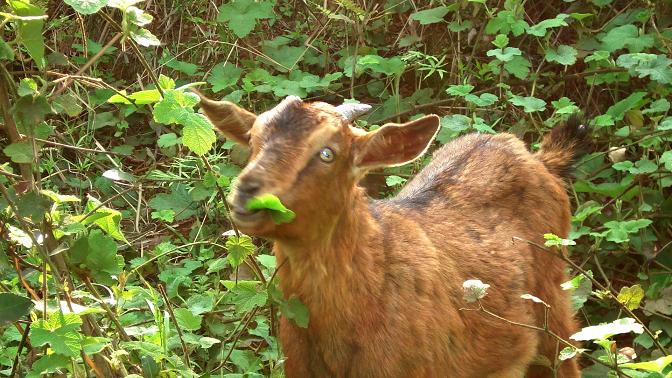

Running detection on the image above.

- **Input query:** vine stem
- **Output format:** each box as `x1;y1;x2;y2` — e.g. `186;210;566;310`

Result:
157;284;190;368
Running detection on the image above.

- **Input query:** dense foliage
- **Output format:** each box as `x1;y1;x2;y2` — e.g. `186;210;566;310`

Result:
1;0;671;376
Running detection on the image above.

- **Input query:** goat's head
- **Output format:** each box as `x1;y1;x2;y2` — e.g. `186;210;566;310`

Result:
199;94;440;239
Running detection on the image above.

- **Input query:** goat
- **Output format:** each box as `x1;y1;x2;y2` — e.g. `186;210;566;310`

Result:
198;93;586;378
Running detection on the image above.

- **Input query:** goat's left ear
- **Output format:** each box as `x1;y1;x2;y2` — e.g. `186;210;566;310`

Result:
353;115;440;170
196;92;257;145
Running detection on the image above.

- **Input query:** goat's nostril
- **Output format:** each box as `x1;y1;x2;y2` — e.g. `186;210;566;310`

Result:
237;178;262;195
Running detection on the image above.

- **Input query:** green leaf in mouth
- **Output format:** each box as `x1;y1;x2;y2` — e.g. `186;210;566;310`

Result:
245;194;296;224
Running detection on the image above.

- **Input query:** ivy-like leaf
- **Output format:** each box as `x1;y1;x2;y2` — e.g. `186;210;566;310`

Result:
63;0;106;15
409;6;450;25
544;45;577;66
29;312;83;357
508;94;546;113
527;14;569;37
226;235;256;268
486;47;521;62
217;0;276;38
208;62;242;92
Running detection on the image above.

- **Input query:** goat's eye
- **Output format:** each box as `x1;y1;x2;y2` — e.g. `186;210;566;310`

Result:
319;147;335;163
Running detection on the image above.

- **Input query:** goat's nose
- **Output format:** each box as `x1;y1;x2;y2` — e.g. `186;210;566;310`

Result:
236;177;262;196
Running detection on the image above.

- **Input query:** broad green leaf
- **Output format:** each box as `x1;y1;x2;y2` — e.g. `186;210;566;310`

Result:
126;6;152;26
9;0;46;69
527;14;569;37
552;97;579;114
27;354;70;378
464;93;498;107
606;92;646;121
661;151;672;171
107;89;161;105
642;99;670;114
81;196;128;243
622;356;672;373
148;184;200;221
160;51;200;76
0;38;15;61
409;6;450;25
208;62;242;92
82;336;111;355
601;24;654;53
385;175;407;187
0;293;33;322
226;235;256;268
18;78;38;97
492;34;509;49
63;0;106;14
15;190;51;222
223;280;268;313
173;308;202;331
345;55;406;77
486;47;521;62
131;28;161;47
558;347;579;361
545;45;577;66
280;296;310;328
3;141;34;163
181;113;217;156
485;10;528;37
69;230;123;285
217;0;276;38
437;114;470;143
617;285;644;310
446;84;474;97
246;194;296;224
603;219;653;243
503;55;531;79
570;318;644;341
509;94;546;113
29;312;83;357
157;133;181;148
617;53;672;85
544;233;576;247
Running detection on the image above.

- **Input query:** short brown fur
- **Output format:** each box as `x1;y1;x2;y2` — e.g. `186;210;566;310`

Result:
199;94;583;378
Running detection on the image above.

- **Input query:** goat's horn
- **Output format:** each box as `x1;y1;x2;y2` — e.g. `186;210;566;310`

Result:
335;103;372;121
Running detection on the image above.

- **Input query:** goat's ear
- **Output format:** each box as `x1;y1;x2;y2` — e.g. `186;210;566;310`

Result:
354;115;440;170
197;93;257;145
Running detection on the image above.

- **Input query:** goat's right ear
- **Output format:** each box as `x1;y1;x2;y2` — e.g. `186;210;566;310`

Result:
196;93;257;145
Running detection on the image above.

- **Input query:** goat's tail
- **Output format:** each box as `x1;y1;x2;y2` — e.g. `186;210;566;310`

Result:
536;115;590;180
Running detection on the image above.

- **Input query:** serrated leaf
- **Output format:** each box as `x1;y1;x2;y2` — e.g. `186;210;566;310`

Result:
617;284;644;310
217;0;276;38
181;113;217;156
29;312;83;357
223;281;268;313
3;141;34;163
446;84;474;97
80;196;128;243
603;219;652;243
509;94;546;113
486;47;521;62
492;34;509;49
464;93;498;107
0;293;33;322
409;6;450;25
503;55;531;79
545;45;577;66
226;235;256;268
246;194;296;224
485;10;528;37
63;0;106;14
173;308;202;331
208;62;242;92
385;175;407;187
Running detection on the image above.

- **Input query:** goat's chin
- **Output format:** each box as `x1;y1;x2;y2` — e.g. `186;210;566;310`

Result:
232;212;275;236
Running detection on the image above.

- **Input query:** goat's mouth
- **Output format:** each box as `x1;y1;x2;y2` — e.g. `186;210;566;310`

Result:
230;203;267;225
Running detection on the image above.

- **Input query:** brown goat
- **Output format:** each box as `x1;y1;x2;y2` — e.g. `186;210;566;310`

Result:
198;94;584;378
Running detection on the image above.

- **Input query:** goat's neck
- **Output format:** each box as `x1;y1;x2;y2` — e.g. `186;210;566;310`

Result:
273;186;384;324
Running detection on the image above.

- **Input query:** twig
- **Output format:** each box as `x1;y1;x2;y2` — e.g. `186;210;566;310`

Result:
34;138;128;157
10;321;30;378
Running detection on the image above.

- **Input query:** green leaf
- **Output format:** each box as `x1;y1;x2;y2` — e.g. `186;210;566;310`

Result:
642;99;670;114
246;194;296;224
226;235;256;268
617;285;644;310
561;272;593;312
544;233;576;247
15;190;51;222
509;94;546;113
622;355;672;373
63;0;106;14
3;141;34;163
0;38;15;61
82;336;111;355
18;78;38;97
603;219;653;243
600;24;653;52
527;14;569;37
148;184;200;221
280;296;310;328
159;51;200;76
486;47;521;62
464;93;498;107
157;133;181;148
661;151;672;171
27;354;71;378
503;55;531;79
131;28;161;47
181;113;217;156
81;196;128;243
151;209;174;222
570;318;643;341
107;89;161;105
8;0;46;69
29;312;83;357
223;281;268;313
217;0;276;38
385;175;407;187
409;6;449;25
492;34;509;49
485;10;529;37
208;62;242;92
173;308;202;331
69;230;123;285
544;45;577;66
0;293;33;322
446;84;474;97
616;53;672;85
606;92;646;121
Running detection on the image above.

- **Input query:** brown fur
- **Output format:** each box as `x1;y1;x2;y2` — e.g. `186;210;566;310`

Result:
198;94;583;378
